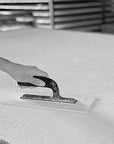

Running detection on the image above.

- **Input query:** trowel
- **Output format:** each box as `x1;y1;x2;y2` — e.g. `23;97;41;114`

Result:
0;76;95;113
16;76;95;113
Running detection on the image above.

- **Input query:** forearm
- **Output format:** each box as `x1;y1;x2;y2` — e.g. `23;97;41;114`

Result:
0;57;13;73
0;57;48;86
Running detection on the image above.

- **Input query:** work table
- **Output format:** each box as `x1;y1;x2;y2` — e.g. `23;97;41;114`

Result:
0;28;114;144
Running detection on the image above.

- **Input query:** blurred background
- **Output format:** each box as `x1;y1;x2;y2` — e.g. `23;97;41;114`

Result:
0;0;114;34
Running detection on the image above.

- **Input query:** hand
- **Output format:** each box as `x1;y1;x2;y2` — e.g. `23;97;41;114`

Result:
7;63;48;87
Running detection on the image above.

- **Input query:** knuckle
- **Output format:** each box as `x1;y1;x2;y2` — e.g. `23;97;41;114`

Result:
32;66;38;70
45;72;48;76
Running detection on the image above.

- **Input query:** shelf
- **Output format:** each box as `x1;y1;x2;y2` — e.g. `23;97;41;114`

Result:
0;0;113;32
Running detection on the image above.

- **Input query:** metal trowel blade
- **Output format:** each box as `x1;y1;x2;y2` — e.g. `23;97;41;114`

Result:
0;95;95;113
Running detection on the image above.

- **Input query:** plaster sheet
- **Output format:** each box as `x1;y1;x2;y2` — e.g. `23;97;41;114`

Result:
0;29;114;144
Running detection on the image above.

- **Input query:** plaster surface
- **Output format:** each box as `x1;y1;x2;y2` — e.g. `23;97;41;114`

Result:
0;28;114;144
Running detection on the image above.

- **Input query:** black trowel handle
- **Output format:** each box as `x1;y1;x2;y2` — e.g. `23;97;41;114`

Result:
17;76;60;95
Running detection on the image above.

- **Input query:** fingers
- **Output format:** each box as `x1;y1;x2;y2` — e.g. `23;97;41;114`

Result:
29;77;45;87
37;69;48;77
31;66;48;77
19;74;45;87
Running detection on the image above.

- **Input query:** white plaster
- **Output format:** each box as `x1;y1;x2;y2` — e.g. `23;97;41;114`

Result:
0;29;114;143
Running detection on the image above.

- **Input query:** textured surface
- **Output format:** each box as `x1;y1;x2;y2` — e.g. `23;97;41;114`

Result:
0;29;114;143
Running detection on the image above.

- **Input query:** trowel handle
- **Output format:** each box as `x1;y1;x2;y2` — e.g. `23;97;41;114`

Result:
17;76;60;95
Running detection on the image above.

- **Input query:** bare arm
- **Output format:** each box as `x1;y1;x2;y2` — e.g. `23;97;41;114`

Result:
0;57;48;87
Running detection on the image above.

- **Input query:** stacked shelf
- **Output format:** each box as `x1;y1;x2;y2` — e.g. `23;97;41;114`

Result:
0;2;51;29
105;0;114;23
53;0;103;31
0;0;114;31
109;0;114;11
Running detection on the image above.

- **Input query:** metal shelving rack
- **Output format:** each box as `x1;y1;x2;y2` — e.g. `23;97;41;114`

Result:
0;0;114;31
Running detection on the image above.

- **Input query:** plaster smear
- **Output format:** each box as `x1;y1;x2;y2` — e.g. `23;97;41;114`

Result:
0;29;114;144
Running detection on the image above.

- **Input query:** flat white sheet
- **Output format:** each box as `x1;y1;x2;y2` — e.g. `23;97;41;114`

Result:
0;28;114;144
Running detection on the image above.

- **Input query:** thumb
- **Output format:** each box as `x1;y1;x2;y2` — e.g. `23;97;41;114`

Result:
27;77;45;87
35;68;48;77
